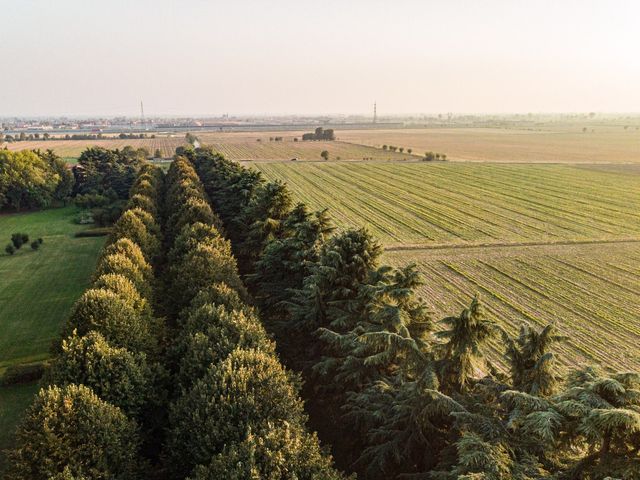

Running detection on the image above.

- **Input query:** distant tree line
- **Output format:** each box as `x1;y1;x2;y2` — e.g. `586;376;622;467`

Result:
302;127;336;141
192;148;640;480
0;149;73;211
71;146;150;225
0;132;154;143
1;145;153;228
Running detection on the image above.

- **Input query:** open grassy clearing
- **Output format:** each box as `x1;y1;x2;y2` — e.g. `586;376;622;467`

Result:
0;207;104;465
385;241;640;372
336;127;640;163
2;136;184;158
0;207;105;370
251;162;640;245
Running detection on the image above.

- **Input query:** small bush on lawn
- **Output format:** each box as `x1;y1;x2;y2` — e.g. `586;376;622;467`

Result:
11;233;29;249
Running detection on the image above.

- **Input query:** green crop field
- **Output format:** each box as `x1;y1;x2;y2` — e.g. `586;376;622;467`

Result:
252;160;640;371
0;207;105;468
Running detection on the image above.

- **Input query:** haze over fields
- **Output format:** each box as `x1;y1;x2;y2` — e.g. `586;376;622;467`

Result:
3;0;640;116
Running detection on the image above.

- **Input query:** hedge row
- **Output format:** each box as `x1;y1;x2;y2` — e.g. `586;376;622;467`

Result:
7;164;166;480
161;156;347;480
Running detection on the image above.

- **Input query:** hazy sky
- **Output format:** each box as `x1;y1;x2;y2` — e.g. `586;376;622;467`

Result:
2;0;640;116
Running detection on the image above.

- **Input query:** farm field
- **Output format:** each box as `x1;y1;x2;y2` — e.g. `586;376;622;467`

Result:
335;127;640;163
251;161;640;245
253;160;640;371
0;207;105;467
385;241;640;371
2;136;184;158
198;131;416;161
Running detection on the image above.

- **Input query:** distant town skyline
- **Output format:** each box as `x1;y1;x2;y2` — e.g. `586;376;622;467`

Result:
2;0;640;116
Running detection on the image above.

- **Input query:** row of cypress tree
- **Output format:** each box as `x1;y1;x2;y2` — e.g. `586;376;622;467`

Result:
159;156;349;479
8;164;166;479
190;146;640;480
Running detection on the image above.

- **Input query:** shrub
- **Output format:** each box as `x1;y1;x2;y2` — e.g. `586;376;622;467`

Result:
38;237;43;244
127;193;157;216
167;222;228;266
47;331;153;418
188;421;347;480
109;210;160;261
175;306;274;390
11;233;28;249
127;207;161;239
1;362;46;386
100;238;152;279
63;288;156;355
74;192;110;209
168;243;245;312
129;178;156;199
47;466;87;480
91;201;125;226
93;273;151;315
30;240;40;250
167;196;220;241
6;243;15;255
74;211;94;225
179;282;249;323
167;349;306;479
74;227;110;238
8;384;144;480
94;252;152;300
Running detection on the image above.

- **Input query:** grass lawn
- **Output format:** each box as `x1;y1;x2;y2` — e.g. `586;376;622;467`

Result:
0;206;105;470
0;382;40;473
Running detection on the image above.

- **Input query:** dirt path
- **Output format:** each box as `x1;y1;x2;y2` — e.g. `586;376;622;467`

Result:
384;237;640;260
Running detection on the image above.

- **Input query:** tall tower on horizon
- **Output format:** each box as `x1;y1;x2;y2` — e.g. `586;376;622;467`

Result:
140;100;145;127
373;101;377;124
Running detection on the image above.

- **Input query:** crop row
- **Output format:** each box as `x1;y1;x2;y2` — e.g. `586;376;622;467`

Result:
386;246;640;371
253;162;640;245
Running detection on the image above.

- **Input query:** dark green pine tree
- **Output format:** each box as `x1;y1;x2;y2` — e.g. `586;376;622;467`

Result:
314;263;433;392
285;227;383;365
247;203;333;318
436;296;498;394
192;149;262;244
235;180;293;274
502;323;567;396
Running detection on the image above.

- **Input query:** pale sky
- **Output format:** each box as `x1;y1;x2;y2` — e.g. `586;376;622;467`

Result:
2;0;640;116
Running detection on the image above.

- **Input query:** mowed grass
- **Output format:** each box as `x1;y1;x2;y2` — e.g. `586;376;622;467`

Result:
385;242;640;372
253;160;640;371
336;127;640;163
251;162;640;245
0;207;104;466
0;382;40;472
